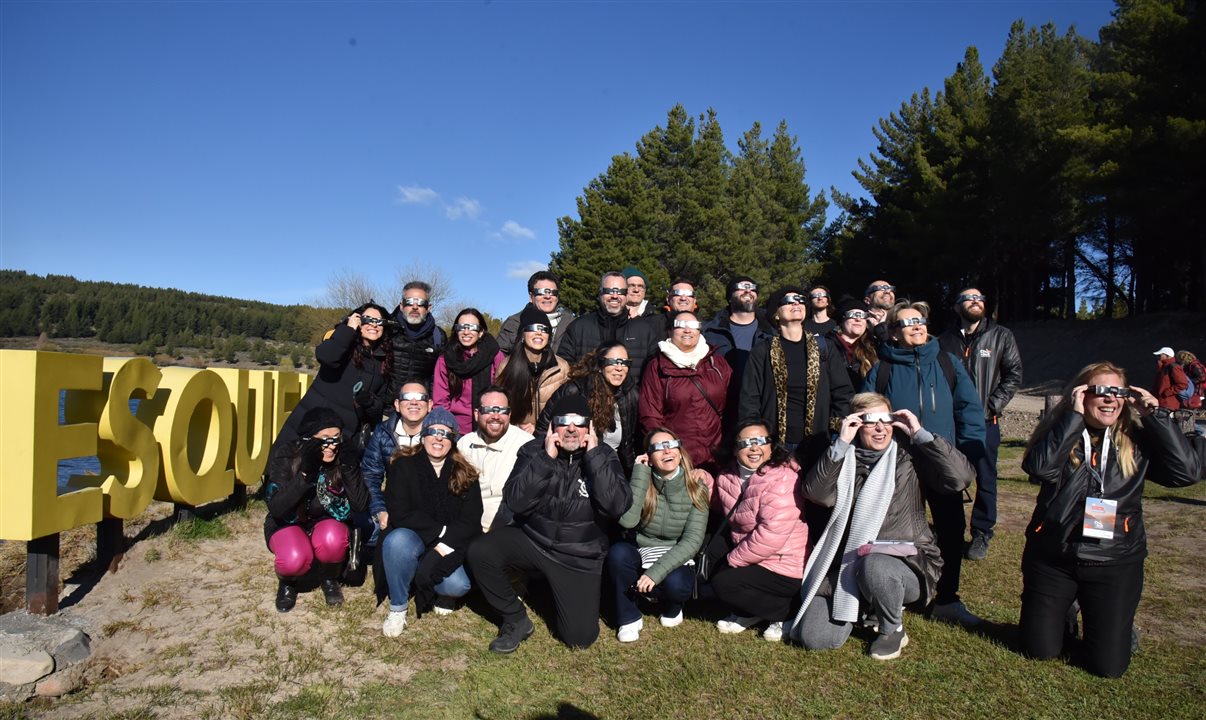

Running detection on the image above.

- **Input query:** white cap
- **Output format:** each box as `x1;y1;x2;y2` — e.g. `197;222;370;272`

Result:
1153;346;1174;357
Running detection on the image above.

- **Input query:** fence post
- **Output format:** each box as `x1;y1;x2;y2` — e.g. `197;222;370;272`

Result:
97;518;125;573
26;534;60;615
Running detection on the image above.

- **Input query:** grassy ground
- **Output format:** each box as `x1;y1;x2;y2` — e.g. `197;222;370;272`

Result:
3;440;1204;720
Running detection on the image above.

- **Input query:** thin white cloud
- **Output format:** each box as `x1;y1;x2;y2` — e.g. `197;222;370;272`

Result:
507;260;548;279
397;185;439;204
500;220;536;240
445;197;482;220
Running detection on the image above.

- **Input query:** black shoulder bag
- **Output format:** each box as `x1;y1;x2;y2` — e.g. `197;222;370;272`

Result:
693;482;749;598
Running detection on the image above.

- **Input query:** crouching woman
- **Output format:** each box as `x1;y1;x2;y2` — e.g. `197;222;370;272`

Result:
788;392;973;660
1019;362;1202;677
264;407;369;612
375;408;483;636
606;428;711;642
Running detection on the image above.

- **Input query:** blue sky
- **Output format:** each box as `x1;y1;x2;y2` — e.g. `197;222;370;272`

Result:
1;1;1115;320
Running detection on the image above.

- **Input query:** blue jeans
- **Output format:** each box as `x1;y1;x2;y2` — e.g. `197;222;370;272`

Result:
605;541;695;625
381;528;471;612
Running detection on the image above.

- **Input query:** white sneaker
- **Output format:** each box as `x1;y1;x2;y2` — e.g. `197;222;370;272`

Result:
660;610;684;628
930;600;983;626
763;621;784;642
433;597;456;616
382;610;408;637
716;615;759;634
617;618;643;643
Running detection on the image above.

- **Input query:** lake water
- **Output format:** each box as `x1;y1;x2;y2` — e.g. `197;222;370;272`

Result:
55;395;139;493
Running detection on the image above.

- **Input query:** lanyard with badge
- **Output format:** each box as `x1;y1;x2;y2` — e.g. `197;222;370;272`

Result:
1081;428;1117;540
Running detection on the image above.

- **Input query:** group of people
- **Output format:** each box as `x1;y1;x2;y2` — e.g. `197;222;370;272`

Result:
260;269;1202;678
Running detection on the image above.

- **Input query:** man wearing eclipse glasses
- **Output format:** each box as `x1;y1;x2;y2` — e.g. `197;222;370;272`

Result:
467;393;631;654
557;270;660;380
939;287;1023;562
496;270;576;355
457;386;534;532
705;275;777;434
388;280;447;393
863;279;898;347
363;382;434;534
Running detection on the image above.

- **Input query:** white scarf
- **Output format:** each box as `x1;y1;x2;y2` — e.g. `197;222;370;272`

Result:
657;338;710;369
791;441;898;630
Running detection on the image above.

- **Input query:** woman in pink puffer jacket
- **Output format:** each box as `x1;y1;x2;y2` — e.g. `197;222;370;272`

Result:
709;421;809;642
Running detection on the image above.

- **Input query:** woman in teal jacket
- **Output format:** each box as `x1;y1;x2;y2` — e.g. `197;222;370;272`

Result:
863;300;986;626
605;427;710;643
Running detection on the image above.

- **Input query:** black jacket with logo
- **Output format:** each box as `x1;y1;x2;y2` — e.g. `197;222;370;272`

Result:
938;318;1023;419
555;308;660;380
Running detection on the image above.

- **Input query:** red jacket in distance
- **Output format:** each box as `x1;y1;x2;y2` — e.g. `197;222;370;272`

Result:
1155;356;1189;410
639;345;732;466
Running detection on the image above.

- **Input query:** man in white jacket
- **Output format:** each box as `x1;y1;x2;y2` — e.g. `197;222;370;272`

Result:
457;386;534;532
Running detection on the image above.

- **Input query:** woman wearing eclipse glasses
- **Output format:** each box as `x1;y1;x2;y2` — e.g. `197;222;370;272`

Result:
788;392;973;660
270;301;393;463
536;340;640;474
264;407;369;613
639;310;732;466
708;422;810;642
864;299;986;627
1020;362;1202;677
375;407;482;637
606;428;711;643
434;307;505;435
828;296;879;390
495;306;571;434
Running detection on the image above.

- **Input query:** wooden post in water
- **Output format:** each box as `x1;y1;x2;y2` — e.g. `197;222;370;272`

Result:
26;534;60;615
97;518;125;573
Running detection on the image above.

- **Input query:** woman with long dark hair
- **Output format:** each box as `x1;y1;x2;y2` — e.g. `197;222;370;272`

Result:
495;306;571;434
264;407;369;612
271;301;394;461
606;427;711;642
434;307;504;435
1020;361;1201;677
828;297;878;390
377;407;483;636
536;340;639;474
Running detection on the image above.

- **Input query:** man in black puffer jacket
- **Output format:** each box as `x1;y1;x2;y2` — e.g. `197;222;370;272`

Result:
388;281;446;394
556;271;660;381
939;287;1023;561
467;393;632;653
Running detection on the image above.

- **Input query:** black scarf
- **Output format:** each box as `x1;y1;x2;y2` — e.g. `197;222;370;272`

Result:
445;334;500;408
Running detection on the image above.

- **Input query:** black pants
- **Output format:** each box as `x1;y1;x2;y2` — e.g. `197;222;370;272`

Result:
1020;549;1144;678
970;418;1000;538
926;488;966;604
711;563;800;622
466;526;601;649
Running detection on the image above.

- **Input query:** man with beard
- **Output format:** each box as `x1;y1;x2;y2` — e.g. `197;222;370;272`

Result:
863;280;897;346
705;276;776;435
457;386;534;532
389;281;447;392
557;271;660;380
496;270;576;356
938;288;1022;561
804;284;836;336
467;393;631;653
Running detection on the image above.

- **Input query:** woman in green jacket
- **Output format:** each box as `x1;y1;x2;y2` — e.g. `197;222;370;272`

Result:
605;427;711;643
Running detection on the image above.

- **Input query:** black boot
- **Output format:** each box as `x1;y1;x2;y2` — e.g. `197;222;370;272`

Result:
276;579;298;613
320;578;344;606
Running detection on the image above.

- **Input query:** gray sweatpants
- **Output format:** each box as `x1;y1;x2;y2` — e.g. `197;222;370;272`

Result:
797;553;921;650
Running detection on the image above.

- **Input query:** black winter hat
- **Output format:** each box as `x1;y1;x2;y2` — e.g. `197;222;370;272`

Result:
551;393;590;420
519;304;552;330
297;407;343;437
835;295;868;319
765;285;808;318
726;275;758;297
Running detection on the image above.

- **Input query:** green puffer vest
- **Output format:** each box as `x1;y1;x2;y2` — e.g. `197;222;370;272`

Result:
618;464;709;584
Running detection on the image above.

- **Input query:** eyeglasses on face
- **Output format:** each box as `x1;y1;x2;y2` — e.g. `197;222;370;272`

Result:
959;293;986;303
781;293;806;305
861;412;893;425
600;287;626;296
531;287;559;297
315;435;343;448
649;439;682;452
479;405;511;415
601;357;632;367
627;282;646;290
1089;385;1132;398
361;316;386;326
553;414;590;428
810;292;829;300
403;297;430;307
894;317;927;328
733;281;758;292
522;324;551;334
867;284;895;294
454;323;483;333
844;310;868;320
672;319;702;330
399;392;429;402
670;288;695;297
736;435;771;449
422;427;455;440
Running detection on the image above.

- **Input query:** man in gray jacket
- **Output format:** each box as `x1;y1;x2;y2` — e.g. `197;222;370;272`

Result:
497;270;575;355
938;287;1023;561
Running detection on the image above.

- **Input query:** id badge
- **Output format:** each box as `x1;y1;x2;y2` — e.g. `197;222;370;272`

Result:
1082;496;1117;540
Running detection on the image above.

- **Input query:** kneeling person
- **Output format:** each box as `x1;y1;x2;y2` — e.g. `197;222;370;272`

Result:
467;394;633;653
788;393;973;659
